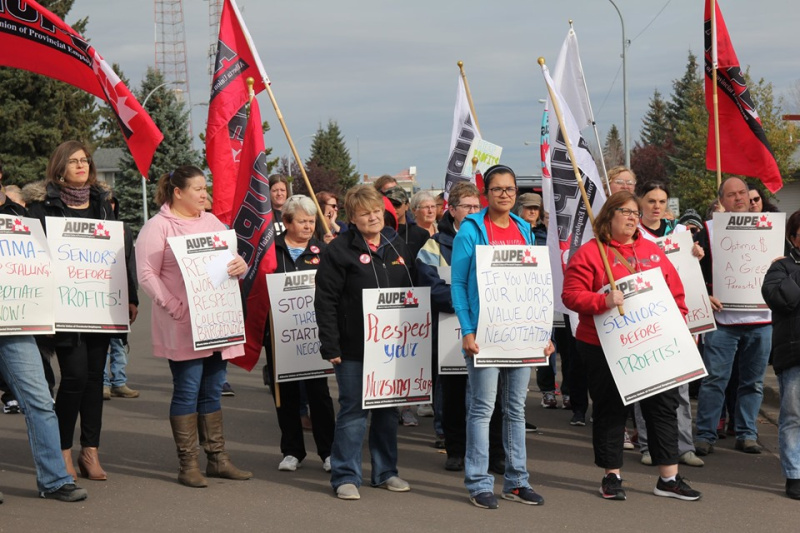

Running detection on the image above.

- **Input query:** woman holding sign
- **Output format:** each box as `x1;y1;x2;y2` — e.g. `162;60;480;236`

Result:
451;165;553;510
136;166;251;488
27;140;139;482
315;185;416;501
562;191;701;502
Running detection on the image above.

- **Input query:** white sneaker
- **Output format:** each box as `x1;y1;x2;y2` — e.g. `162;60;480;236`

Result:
278;455;301;471
323;456;331;472
416;404;434;417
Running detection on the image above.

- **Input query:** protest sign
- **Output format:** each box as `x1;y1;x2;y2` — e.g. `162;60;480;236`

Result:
362;287;432;409
46;217;128;332
168;230;245;350
0;215;54;334
712;212;784;310
462;139;502;177
266;271;333;382
475;245;553;367
594;268;707;405
434;266;466;374
655;231;716;334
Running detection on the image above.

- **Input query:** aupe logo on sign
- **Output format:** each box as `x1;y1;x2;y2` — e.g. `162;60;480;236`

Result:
490;248;537;267
376;290;419;309
725;214;773;231
0;217;30;235
185;234;229;254
61;220;112;239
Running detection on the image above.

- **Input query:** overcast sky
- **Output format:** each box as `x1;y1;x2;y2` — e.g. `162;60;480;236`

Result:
70;0;798;188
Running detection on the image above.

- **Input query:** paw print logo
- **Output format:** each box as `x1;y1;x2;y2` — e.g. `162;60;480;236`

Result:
213;234;228;248
522;249;536;264
93;222;110;238
756;215;772;229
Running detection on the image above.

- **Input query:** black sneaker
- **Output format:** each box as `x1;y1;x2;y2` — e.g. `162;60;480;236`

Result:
570;413;586;426
600;473;626;500
654;475;701;501
221;382;235;397
470;491;499;509
525;422;538;432
488;459;505;475
502;486;544;505
40;483;88;502
444;457;464;471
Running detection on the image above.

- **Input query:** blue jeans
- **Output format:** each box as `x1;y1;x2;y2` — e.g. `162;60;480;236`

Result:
329;360;398;489
464;356;531;496
168;353;227;417
104;338;128;388
778;366;800;479
0;335;74;494
696;324;772;443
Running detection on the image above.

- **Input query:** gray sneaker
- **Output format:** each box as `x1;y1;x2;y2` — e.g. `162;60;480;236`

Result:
336;483;360;500
379;476;410;492
679;451;705;467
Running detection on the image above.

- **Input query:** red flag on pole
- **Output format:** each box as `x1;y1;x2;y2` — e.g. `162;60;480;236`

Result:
704;0;782;192
206;0;270;226
0;1;162;176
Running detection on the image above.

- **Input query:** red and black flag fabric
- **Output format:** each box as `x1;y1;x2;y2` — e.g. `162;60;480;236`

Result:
704;0;782;192
0;1;162;176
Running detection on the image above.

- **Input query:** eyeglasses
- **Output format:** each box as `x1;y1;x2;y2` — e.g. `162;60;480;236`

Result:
457;203;481;212
749;197;761;204
67;158;91;167
615;207;642;218
611;179;635;187
488;187;518;197
327;203;339;210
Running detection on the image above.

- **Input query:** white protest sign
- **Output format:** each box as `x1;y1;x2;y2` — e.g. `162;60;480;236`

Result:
168;230;245;350
0;215;55;334
712;212;785;311
266;271;333;382
655;231;716;334
362;287;432;409
475;245;553;367
594;268;707;406
462;139;503;178
46;217;129;332
434;266;466;375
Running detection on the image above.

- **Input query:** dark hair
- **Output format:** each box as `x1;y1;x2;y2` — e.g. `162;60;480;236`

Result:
269;174;289;190
637;181;670;199
593;191;639;244
482;165;516;193
316;191;339;209
46;140;97;187
748;183;779;212
787;210;800;242
155;165;205;206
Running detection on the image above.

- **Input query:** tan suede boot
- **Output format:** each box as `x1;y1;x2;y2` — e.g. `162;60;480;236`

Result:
169;414;208;488
198;411;252;480
77;447;107;480
61;449;78;481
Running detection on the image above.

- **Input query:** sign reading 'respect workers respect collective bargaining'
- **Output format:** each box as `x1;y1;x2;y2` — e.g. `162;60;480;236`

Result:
168;230;245;350
475;245;553;367
266;271;333;383
46;217;129;332
712;212;785;311
0;215;55;335
361;287;432;409
594;268;707;406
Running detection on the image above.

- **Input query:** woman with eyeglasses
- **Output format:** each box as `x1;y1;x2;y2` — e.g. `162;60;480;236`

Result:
451;165;553;509
26;140;139;482
411;191;438;237
606;166;637;195
562;191;701;502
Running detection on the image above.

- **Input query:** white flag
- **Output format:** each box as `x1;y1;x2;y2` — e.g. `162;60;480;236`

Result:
553;28;593;130
444;76;481;201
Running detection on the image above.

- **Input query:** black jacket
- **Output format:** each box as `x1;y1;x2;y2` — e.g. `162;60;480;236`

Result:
274;234;326;274
0;196;27;217
761;249;800;374
315;226;415;362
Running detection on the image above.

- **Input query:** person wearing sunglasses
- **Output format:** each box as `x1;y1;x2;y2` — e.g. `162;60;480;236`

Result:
316;191;345;239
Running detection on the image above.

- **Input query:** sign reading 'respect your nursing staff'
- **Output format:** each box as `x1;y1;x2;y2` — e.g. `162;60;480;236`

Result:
168;230;245;350
361;287;432;409
0;215;55;335
475;245;553;367
594;268;707;406
46;217;129;332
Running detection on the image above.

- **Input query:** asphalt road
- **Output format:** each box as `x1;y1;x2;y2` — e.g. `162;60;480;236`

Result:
0;297;795;532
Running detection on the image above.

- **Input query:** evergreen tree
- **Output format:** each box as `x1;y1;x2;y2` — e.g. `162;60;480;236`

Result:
306;120;359;192
114;68;201;235
640;89;671;147
603;125;624;168
746;73;799;183
0;0;97;186
666;52;700;128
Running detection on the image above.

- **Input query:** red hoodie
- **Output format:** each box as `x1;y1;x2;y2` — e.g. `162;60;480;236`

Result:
562;236;687;346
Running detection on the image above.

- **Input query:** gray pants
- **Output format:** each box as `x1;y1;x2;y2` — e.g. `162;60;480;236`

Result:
635;384;694;455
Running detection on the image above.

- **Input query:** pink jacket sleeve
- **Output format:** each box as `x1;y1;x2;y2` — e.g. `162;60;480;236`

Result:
135;219;185;321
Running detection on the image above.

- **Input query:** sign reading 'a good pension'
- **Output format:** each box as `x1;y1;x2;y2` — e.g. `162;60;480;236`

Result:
475;245;553;367
362;287;432;409
266;271;332;382
712;212;785;311
0;215;55;334
46;217;129;332
594;268;706;406
168;230;245;350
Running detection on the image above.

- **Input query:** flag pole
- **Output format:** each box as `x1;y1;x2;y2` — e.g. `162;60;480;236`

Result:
710;0;722;188
539;57;623;315
458;61;481;135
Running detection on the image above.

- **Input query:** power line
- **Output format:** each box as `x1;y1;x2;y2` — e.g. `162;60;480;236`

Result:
597;60;624;117
631;0;673;42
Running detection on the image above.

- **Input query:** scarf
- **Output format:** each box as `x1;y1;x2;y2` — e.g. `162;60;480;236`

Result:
60;185;91;207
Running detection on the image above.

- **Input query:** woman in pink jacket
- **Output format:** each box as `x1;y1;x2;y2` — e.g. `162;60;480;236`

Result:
136;165;251;488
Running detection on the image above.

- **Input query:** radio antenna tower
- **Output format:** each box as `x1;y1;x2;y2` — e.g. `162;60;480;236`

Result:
154;0;193;135
207;0;223;82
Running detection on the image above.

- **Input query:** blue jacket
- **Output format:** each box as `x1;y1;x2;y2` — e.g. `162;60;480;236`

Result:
451;208;534;337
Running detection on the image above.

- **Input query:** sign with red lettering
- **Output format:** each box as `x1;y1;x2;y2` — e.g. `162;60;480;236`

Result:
362;287;432;409
594;269;707;405
46;217;128;332
266;271;333;382
712;212;785;310
0;215;55;335
168;230;245;350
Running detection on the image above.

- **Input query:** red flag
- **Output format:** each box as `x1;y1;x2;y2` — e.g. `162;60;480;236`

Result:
704;0;782;192
228;97;277;371
206;0;269;226
474;171;488;208
0;1;162;176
